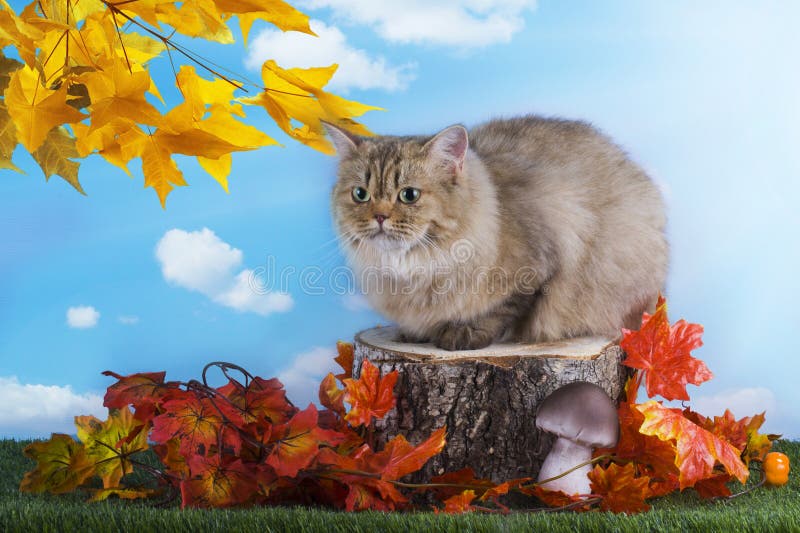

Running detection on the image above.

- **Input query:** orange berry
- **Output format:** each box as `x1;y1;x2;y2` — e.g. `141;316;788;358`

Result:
763;452;790;487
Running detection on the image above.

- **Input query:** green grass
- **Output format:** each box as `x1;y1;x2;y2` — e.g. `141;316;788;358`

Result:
1;439;798;532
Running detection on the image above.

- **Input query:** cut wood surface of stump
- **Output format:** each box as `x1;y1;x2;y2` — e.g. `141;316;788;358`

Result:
353;326;628;483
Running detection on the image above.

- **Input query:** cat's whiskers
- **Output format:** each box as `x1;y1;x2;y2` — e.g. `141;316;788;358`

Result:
313;229;359;268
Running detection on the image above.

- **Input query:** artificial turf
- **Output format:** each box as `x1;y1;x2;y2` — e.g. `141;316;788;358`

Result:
1;439;798;532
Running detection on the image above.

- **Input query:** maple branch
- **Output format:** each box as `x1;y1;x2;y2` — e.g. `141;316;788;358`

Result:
65;0;70;75
128;457;178;482
518;454;615;490
519;497;602;513
711;469;766;502
100;2;247;92
109;7;132;73
202;361;256;390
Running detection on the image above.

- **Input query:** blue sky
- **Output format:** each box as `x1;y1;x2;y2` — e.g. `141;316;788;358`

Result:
1;1;798;438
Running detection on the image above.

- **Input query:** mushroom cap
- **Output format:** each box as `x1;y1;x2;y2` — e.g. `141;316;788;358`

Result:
535;381;619;448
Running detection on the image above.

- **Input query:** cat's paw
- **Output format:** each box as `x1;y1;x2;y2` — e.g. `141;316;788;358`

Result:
433;323;494;351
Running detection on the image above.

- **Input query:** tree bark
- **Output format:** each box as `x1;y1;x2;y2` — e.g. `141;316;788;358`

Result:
353;326;628;483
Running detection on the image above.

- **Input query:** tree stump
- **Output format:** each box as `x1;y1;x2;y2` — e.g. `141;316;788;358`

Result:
353;326;628;483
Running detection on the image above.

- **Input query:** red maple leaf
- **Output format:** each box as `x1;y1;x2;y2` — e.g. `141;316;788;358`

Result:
693;473;733;499
181;454;256;508
637;400;749;489
151;394;240;457
343;360;397;427
216;377;296;427
335;341;355;380
621;296;713;401
102;370;180;422
315;447;408;511
588;462;651;514
266;404;345;477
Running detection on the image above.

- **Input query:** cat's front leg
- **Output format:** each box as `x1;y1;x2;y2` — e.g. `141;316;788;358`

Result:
433;322;495;350
432;293;531;351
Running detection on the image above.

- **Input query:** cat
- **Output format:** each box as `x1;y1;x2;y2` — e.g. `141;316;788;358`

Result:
324;116;668;351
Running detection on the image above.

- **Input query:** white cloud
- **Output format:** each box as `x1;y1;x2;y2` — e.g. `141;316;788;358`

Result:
246;19;415;92
0;376;106;437
156;228;293;316
215;270;294;315
691;387;778;419
278;346;339;408
298;0;536;47
342;293;371;312
118;315;140;325
156;228;242;295
66;306;100;329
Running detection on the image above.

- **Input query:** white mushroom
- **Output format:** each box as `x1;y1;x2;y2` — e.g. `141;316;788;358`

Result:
535;382;619;495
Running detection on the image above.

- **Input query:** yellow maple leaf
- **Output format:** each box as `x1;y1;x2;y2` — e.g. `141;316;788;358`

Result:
20;434;96;494
34;0;105;25
113;0;163;28
213;0;314;44
241;60;381;154
0;1;42;66
0;105;21;172
80;11;163;68
156;0;233;43
117;126;187;207
72;118;136;174
32;126;84;193
198;154;232;191
79;57;164;133
4;64;85;151
75;406;149;489
175;65;245;118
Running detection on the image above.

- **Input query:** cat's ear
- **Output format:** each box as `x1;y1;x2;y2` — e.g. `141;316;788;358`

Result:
424;125;469;172
322;121;360;158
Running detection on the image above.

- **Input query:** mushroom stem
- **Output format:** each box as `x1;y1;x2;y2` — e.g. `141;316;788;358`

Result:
537;437;594;495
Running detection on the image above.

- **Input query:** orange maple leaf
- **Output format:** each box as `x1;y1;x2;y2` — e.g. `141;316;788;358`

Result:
621;295;713;401
335;341;354;380
181;455;256;508
608;400;679;479
588;462;651;514
266;404;345;477
318;373;346;415
637;400;749;489
343;360;397;427
441;490;477;514
521;485;590;509
368;427;447;481
429;467;495;500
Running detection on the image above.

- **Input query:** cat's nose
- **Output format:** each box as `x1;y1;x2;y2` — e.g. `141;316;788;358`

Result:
374;214;388;226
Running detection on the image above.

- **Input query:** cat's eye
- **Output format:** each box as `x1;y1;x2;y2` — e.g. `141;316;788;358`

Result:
398;187;420;204
352;186;370;203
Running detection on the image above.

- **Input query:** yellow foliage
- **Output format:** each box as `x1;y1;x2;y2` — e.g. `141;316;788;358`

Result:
0;0;380;205
242;60;381;154
75;406;149;489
